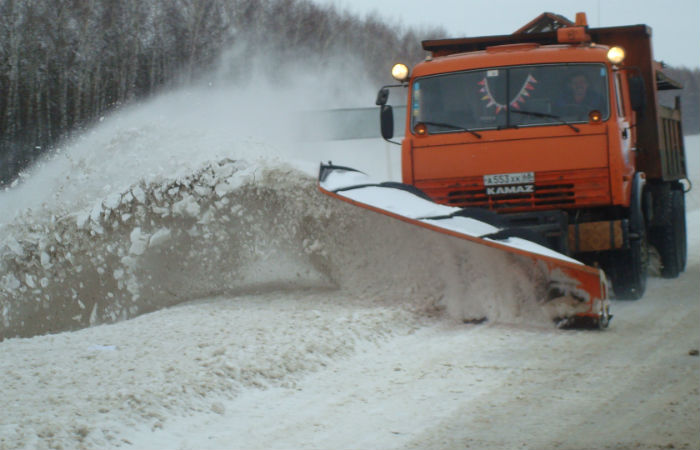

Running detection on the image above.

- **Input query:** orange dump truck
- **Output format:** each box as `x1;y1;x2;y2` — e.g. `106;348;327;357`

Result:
377;12;688;299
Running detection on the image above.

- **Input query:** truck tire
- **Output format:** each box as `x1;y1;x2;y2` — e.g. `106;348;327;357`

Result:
654;187;687;278
606;173;648;300
608;227;648;299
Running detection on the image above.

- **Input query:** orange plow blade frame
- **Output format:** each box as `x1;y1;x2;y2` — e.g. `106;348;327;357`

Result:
318;163;610;328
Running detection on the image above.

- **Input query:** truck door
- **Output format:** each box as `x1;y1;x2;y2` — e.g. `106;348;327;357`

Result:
614;70;636;179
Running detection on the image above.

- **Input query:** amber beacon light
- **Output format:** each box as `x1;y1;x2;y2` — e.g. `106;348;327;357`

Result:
607;46;626;64
391;63;410;82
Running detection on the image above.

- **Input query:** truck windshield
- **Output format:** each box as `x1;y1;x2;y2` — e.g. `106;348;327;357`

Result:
411;63;609;134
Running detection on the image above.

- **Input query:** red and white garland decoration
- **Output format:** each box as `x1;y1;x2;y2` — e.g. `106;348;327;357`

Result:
478;74;537;113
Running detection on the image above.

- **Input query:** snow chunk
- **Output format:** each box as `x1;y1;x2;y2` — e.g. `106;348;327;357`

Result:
40;252;51;268
214;169;252;197
3;237;23;256
148;228;172;248
129;228;150;255
103;193;122;210
89;302;98;326
131;186;146;204
2;274;21;291
89;202;103;222
172;194;201;217
194;185;210;197
122;191;134;204
152;206;170;217
25;274;36;289
76;212;90;229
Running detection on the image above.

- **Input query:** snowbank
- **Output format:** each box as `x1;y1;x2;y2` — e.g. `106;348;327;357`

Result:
0;290;423;450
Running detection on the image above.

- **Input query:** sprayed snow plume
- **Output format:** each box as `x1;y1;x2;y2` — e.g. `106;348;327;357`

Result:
0;160;327;338
1;154;561;339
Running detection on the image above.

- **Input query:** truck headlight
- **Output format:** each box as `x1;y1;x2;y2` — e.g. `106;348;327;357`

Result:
607;47;625;65
391;63;410;82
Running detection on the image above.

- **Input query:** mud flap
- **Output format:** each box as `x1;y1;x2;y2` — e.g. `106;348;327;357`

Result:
319;163;610;328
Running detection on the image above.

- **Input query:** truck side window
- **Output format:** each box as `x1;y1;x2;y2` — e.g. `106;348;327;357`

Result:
412;70;497;133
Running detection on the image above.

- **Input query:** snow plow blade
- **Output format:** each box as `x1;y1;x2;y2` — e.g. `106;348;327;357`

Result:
318;163;611;329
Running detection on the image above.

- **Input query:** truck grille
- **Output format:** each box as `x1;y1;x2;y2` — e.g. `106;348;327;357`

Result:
417;168;610;211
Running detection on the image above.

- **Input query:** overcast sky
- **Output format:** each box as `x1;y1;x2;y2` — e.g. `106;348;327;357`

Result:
312;0;699;69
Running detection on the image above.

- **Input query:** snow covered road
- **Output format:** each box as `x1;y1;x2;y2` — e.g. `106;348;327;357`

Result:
123;257;699;450
3;260;696;450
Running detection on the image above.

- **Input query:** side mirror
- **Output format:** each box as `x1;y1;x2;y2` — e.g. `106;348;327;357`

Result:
376;88;389;106
628;75;646;115
380;105;394;140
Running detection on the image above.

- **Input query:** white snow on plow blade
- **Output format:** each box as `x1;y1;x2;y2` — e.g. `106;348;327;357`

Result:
321;168;582;265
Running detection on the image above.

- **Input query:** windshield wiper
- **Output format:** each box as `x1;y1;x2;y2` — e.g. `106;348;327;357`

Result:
510;110;580;133
419;121;482;138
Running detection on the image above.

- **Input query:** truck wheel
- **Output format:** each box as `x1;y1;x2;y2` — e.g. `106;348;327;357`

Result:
606;179;648;300
608;226;648;300
654;188;687;278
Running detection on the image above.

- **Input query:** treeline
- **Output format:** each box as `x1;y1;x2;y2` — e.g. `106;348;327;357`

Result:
1;1;699;184
0;0;440;184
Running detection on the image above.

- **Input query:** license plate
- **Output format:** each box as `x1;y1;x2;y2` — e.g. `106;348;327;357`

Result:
483;172;535;186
